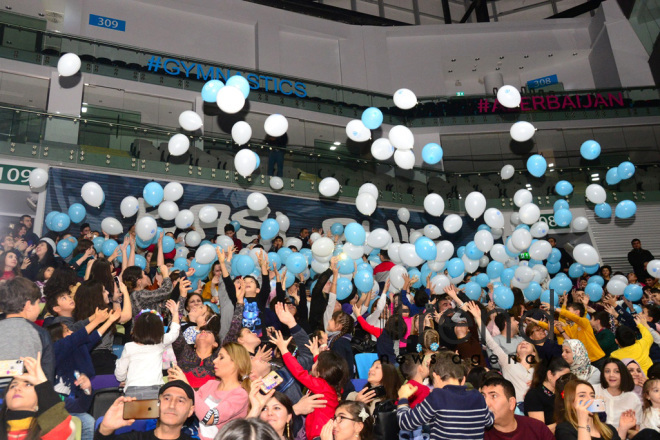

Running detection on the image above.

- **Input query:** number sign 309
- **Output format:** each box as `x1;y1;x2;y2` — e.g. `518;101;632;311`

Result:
89;14;126;32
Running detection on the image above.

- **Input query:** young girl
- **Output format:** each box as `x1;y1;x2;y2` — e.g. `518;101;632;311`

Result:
114;299;180;399
270;330;349;440
640;378;660;432
593;358;643;429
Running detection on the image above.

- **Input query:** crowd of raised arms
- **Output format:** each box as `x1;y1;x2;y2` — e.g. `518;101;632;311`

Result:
1;213;660;440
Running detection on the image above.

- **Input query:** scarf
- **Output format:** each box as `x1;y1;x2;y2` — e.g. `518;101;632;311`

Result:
622;358;647;400
565;339;596;381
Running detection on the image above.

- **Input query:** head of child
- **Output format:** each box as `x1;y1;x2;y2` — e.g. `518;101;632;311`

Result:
422;329;440;353
399;353;431;384
429;351;466;388
47;322;74;342
514;340;540;365
600;357;635;393
311;351;348;394
188;303;213;326
243;275;259;297
132;310;165;345
328;311;353;336
367;360;401;400
642;378;660;410
45;291;75;318
332;401;373;440
0;277;42;321
566;302;586;318
237;327;262;352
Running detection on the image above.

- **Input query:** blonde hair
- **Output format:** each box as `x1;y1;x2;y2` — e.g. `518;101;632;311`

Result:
558;380;614;440
223;342;253;395
642;378;660;411
422;329;440;352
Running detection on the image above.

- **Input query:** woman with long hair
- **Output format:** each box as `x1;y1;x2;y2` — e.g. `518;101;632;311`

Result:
69;239;96;277
347;360;401;414
524;357;571;431
21;239;61;281
0;250;21;281
248;388;295;440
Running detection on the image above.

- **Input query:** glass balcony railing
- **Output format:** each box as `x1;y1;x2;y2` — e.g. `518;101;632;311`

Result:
2;103;660;213
0;13;659;127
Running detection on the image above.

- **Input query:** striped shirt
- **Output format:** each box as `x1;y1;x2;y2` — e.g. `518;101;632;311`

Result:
398;385;494;440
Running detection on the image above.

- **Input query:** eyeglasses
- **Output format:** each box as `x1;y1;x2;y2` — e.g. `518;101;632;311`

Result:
333;415;358;423
159;394;190;405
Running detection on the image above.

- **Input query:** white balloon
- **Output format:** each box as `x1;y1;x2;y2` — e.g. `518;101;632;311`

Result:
28;168;48;189
607;279;626;296
611;274;628;285
388;242;402;264
186;231;202;247
585;184;606;204
344;243;364;260
479;255;490;268
311;259;330;273
367;229;391;249
394;150;415;170
497;85;522;108
393;88;418;110
269;176;284;190
513;189;533;208
507;236;522;254
195;244;216;264
359;183;379;201
529;240;552;260
175;209;194;229
532;265;549;284
198;205;219;224
465;192;487;219
136;216;157;242
510;121;536;142
572;216;589;232
216;85;245;114
573;243;600;266
510;212;521;226
264;114;289;138
501;164;515;180
389;126;414;150
390;265;408;289
474;230;494;252
309;232;321;243
81;182;105;208
647;260;660;277
178;111;203;131
511;278;530;290
247;192;268;211
397;208;410;223
511;229;532;251
491;228;504;240
443;214;462;234
158;201;179;221
286;238;304;251
176;247;189;259
490;244;509;263
57;53;81;77
371;138;395;161
356;193;377;216
346;120;371;142
312;237;335;258
484;208;505;229
168;134;190;156
319;177;340;197
462;255;479;274
276;214;290;232
428;260;445;272
423;224;441;240
436;241;454;261
231;121;252;146
234;148;258;178
530;221;549;238
430;274;451;294
120;196;139;218
163;182;184;202
101;217;123;235
409;231;423;244
216;235;234;250
424;193;445;217
519;203;541;225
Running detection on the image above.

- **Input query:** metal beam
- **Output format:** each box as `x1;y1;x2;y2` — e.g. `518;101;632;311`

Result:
547;0;602;18
441;0;452;24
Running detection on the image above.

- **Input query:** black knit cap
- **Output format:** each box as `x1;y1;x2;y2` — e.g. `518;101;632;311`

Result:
159;380;194;401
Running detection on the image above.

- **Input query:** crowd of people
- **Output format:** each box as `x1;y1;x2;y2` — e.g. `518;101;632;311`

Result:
0;213;659;440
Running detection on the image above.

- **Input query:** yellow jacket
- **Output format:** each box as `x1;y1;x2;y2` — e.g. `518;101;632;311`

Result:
535;307;605;362
611;324;654;375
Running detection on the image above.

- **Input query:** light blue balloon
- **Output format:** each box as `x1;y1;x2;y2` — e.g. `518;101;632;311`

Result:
45;211;59;230
500;268;515;286
447;258;465;278
527;154;547;178
553;200;569;212
524;282;542;301
568;263;584;279
624;284;643;302
236;255;255;277
354;270;374;293
585;283;603;301
633;304;643;314
336;278;353;300
594;203;612;219
333;245;344;257
280;269;295;288
515;224;530;231
162;236;175;253
285;253;307;275
260;219;280;241
368;254;381;265
173;258;189;272
337;257;355;275
408;268;422;289
465;282;482;301
415;237;437;261
345;223;366;246
546;261;561;274
475;273;490;288
588;275;605;286
529;259;542;268
226;75;250;99
605;168;621;186
549;276;572;295
136;235;152;249
617;161;635;180
56;239;74;258
456;246;465;258
277;247;292;264
268;252;282;271
493;285;514;309
300;248;313;265
67;203;86;224
102;239;118;257
116;244;130;264
331;223;344;236
477;224;491;232
555;181;573;196
254;152;261;169
51;213;71;232
465;241;484;260
487;261;504;279
134;254;147;270
151;227;164;245
201;80;224;102
580;140;601;160
615;200;637;219
230;220;241;232
547;248;562;263
93;236;105;253
143;182;164;207
540;289;560;307
554;209;572;227
361;107;383;130
357;262;372;273
584;264;600;275
422;143;443;165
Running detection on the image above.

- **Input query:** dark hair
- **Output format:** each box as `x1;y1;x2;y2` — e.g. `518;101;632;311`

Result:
316;351;349;394
494;312;514;332
465;366;489;390
45;290;71;316
647;363;660;380
600;265;612;276
336;401;374;440
566;302;585;317
0;277;41;314
399;353;425;380
482;376;516;401
0;250;21;277
631;239;641;244
73;280;111;322
71;239;94;258
43;266;78;298
413;289;429;308
47;323;65;343
215;418;280;440
273;236;283;243
592;310;610;328
79;223;90;232
615;325;636;348
0;379;41;440
267;391;295;440
600;358;635;392
371;360;402;401
20;214;32;222
430;351;465;381
132;311;165;345
89;258;115;293
553;372;578;424
531;356;570;389
185;293;204;311
329;311;354;349
224;224;235;233
384;314;406;340
122;266;144;292
379;250;389;261
198;315;221;348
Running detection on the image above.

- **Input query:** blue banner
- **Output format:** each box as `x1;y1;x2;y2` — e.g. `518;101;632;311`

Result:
45;167;479;246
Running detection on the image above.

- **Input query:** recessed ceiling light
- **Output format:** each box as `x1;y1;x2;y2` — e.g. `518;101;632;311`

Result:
330;146;337;151
333;141;340;145
38;12;44;16
5;5;12;9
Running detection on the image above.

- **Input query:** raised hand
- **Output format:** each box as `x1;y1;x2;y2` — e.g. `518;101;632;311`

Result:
293;393;327;416
254;345;273;364
235;278;246;302
619;409;637;431
98;396;137;435
305;336;321;358
19;352;48;385
274;302;296;328
330;256;339;274
166;364;189;384
165;299;179;323
248;379;276;415
268;330;293;354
